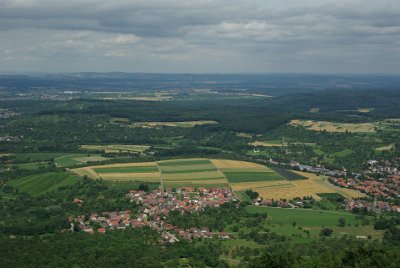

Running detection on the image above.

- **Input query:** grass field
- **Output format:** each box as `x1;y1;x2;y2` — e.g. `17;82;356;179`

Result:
245;206;383;239
224;172;284;183
15;153;69;161
289;119;376;133
10;153;108;168
94;166;159;173
80;144;150;154
269;167;306;180
8;172;80;196
9;161;50;170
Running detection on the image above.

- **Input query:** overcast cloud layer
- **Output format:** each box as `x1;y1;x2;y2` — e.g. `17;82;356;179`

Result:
0;0;399;73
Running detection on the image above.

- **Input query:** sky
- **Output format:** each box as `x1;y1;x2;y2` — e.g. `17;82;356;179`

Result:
0;0;399;74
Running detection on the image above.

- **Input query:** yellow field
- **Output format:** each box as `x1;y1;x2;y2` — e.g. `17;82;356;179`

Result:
74;156;109;163
101;96;172;101
164;179;228;185
0;153;14;157
236;132;253;138
162;171;226;181
233;171;365;200
249;141;287;147
80;144;150;153
231;181;292;191
357;108;373;113
376;144;395;151
289;119;376;133
211;159;265;169
131;120;218;128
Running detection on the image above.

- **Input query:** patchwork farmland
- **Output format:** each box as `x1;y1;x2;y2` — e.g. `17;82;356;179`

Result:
72;158;365;200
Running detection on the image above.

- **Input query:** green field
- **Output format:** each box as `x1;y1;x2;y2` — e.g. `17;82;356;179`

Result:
15;153;69;161
246;206;359;226
157;159;212;166
224;172;285;183
9;162;50;170
54;154;88;166
8;172;80;196
94;166;159;173
269;167;306;180
161;167;218;174
244;206;382;239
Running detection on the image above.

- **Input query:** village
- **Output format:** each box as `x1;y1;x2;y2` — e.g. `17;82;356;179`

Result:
69;187;236;243
329;176;400;199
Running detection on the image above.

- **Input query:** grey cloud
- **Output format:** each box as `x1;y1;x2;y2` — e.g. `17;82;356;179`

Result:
0;0;399;73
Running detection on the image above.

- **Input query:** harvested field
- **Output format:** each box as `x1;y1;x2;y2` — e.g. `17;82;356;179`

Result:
220;167;273;173
159;163;216;173
250;171;365;200
289;119;376;133
163;180;228;187
211;159;265;169
72;167;100;179
231;181;292;191
132;120;218;128
357;108;374;113
76;156;109;163
163;171;225;181
376;144;395;151
249;141;287;147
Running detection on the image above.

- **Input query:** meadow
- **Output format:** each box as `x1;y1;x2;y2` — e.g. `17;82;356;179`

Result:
8;172;80;196
245;206;383;239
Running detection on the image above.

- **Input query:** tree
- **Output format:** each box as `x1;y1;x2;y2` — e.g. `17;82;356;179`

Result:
338;217;346;227
320;228;333;237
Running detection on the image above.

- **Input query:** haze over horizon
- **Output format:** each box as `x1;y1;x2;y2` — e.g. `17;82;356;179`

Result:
1;0;399;74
